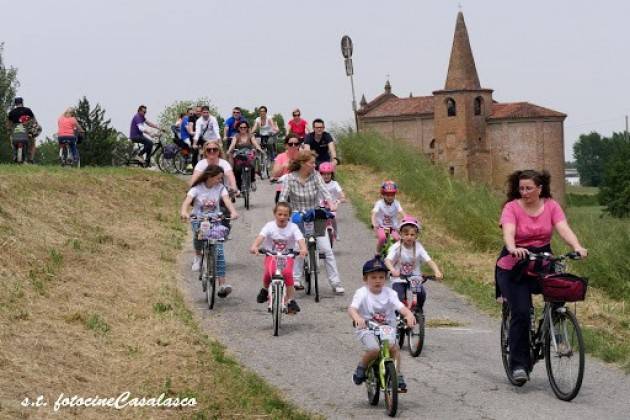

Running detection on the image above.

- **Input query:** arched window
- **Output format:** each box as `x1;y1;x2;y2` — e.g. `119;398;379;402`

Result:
474;96;483;116
429;139;435;149
449;166;455;176
446;98;456;117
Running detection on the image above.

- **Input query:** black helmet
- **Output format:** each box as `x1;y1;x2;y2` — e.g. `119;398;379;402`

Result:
14;97;23;106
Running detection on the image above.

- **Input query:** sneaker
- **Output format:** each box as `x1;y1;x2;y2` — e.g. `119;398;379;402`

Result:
398;375;408;393
512;368;528;385
353;366;367;385
256;288;268;303
332;285;345;295
287;300;301;314
186;163;193;171
294;281;304;291
191;256;201;272
218;284;232;298
134;155;145;164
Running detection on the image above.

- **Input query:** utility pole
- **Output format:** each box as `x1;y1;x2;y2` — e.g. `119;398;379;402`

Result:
341;35;358;132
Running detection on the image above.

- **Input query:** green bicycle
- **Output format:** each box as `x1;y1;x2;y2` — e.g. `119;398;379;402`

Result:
364;320;399;417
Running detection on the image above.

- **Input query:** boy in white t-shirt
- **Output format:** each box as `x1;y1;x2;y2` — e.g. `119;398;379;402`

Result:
318;162;346;240
250;202;308;314
384;215;443;314
348;257;416;392
371;180;405;253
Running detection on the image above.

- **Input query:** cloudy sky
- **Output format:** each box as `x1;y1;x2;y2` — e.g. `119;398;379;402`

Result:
2;0;629;159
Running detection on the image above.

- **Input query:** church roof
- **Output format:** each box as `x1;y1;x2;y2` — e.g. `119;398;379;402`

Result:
444;12;481;90
358;95;434;118
489;102;566;120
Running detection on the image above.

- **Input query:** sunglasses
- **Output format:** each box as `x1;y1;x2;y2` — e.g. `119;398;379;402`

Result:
239;126;248;129
293;113;300;117
233;111;241;115
205;148;220;153
287;142;300;147
313;125;324;129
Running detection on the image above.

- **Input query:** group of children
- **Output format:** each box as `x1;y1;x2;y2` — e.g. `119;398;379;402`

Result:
180;161;443;393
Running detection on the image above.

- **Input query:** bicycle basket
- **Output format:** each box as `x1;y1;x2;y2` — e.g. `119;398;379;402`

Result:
163;143;179;159
539;273;588;302
197;221;229;241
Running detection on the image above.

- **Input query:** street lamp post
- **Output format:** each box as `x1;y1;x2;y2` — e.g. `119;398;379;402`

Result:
341;35;358;132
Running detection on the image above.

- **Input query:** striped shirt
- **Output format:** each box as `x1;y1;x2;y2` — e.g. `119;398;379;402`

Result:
279;171;333;212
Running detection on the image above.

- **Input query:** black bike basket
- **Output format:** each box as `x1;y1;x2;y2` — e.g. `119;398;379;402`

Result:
539;273;588;302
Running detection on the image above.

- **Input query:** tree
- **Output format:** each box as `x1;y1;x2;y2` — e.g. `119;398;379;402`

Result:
573;132;605;186
599;138;630;217
0;43;20;162
73;97;122;166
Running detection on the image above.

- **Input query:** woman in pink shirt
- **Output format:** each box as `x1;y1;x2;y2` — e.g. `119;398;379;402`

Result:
286;108;309;140
271;133;302;203
496;169;587;385
57;107;83;163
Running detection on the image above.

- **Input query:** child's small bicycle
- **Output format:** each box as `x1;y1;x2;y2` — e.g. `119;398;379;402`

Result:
258;248;298;337
396;274;436;357
379;227;397;260
363;320;401;417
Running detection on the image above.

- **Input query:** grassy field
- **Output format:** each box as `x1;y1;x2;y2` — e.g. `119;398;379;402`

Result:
0;165;313;419
337;132;630;372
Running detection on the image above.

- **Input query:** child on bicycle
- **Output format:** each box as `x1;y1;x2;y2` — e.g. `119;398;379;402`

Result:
250;202;308;314
318;161;346;239
180;165;239;297
348;256;416;392
371;180;405;254
384;215;443;314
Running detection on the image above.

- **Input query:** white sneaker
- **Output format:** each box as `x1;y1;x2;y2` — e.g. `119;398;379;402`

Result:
191;256;201;272
332;285;345;295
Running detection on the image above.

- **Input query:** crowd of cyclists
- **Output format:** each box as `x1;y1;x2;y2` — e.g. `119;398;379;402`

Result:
6;97;590;407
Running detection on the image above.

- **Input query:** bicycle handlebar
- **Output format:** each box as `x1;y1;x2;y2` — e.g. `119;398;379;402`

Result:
398;274;436;284
190;213;232;222
257;248;299;257
528;251;582;262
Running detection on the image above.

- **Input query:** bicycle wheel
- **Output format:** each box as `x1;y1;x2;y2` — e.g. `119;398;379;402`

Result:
242;170;251;210
272;282;282;337
500;303;524;386
383;361;398;417
173;150;187;174
408;312;425;357
545;308;584;401
304;258;311;295
200;249;207;293
366;364;379;406
207;244;216;310
310;247;319;302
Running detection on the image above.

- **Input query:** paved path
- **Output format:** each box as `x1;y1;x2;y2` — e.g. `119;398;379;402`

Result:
177;179;630;419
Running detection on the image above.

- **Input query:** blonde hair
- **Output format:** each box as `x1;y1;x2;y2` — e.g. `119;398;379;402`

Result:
62;107;75;118
288;150;317;172
202;139;225;159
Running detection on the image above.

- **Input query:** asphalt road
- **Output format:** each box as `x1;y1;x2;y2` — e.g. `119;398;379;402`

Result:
177;179;630;419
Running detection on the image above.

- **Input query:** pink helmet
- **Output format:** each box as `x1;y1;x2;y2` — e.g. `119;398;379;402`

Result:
319;162;334;173
381;180;398;194
400;215;421;231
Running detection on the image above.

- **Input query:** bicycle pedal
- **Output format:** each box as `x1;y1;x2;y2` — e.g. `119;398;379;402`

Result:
398;388;408;394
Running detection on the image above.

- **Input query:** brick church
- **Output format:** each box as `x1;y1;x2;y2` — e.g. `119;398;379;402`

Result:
356;12;567;199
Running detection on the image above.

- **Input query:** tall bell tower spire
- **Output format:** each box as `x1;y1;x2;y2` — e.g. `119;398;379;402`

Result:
444;11;481;90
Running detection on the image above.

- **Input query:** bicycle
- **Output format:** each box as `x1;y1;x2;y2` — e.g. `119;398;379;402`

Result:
296;207;331;303
258;249;298;336
58;138;80;168
233;148;256;210
254;149;269;180
379;227;397;260
363;320;400;417
258;134;277;176
111;131;173;171
394;274;436;357
500;251;586;401
191;213;230;310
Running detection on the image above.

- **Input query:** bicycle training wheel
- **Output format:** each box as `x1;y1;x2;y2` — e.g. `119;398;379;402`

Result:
383;361;398;417
272;282;282;337
408;312;425;357
366;364;379;406
500;302;524;386
545;308;584;401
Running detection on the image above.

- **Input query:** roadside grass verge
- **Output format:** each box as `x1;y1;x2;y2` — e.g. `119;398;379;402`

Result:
0;165;314;419
337;161;629;372
337;131;630;301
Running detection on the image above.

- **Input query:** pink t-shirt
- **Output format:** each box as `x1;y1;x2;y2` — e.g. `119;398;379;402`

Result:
288;118;307;137
57;116;78;137
274;152;290;192
497;199;566;270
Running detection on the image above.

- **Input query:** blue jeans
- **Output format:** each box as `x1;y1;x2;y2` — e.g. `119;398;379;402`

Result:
58;136;79;161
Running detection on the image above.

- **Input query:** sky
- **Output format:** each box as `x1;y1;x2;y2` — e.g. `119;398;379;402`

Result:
1;0;629;160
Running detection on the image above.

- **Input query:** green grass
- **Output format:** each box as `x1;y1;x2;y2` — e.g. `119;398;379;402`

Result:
338;131;630;301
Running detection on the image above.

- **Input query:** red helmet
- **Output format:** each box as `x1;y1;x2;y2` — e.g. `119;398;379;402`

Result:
319;162;334;173
381;180;398;194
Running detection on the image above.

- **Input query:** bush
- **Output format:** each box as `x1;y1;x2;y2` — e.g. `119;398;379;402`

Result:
599;145;630;218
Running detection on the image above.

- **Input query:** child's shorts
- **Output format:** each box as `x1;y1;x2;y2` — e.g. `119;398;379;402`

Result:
355;322;397;351
376;227;400;247
262;255;295;287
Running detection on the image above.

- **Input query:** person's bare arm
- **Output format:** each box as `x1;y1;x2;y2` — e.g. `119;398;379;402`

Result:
180;195;194;221
555;220;588;257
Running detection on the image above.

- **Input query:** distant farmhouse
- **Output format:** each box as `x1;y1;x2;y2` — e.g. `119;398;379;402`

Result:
357;12;567;199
